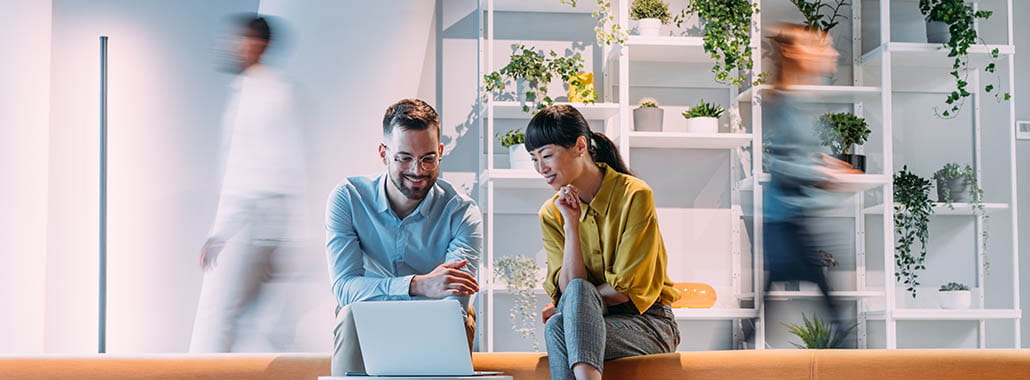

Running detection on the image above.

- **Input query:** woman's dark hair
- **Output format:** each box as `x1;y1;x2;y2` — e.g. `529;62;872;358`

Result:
524;105;631;175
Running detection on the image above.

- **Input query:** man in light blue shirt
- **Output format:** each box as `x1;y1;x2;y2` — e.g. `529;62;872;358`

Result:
326;98;482;376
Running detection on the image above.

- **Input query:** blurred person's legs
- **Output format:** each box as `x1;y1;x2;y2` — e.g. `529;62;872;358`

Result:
191;195;297;352
189;234;275;352
330;303;477;376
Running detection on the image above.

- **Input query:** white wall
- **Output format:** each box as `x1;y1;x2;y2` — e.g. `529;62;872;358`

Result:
0;0;52;354
44;0;259;353
1013;0;1030;349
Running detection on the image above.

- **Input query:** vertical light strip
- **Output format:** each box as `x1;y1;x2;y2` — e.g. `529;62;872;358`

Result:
98;35;108;354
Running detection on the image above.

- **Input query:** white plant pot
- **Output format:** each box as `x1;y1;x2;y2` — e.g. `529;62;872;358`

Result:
638;18;662;37
938;290;972;309
508;144;534;170
684;117;719;134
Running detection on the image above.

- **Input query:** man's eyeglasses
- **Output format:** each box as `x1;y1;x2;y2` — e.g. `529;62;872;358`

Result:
384;145;440;170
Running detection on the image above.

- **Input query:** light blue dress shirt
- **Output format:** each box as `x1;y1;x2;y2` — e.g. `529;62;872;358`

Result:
325;173;482;312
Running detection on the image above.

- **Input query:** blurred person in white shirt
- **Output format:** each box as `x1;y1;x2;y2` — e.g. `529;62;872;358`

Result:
189;14;306;353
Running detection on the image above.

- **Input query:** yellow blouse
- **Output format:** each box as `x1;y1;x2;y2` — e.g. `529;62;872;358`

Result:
539;164;680;314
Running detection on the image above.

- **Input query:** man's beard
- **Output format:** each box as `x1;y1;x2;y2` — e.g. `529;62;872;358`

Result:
390;172;436;200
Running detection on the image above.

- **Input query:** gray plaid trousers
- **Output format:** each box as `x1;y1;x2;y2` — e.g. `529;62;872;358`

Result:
544;278;680;379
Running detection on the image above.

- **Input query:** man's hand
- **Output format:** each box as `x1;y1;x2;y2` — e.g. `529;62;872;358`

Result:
199;237;225;270
410;260;479;298
541;303;557;324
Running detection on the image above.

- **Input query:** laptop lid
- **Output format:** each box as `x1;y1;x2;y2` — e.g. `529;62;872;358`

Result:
351;299;474;377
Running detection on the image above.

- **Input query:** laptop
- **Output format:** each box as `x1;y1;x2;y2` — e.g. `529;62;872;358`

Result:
350;299;502;377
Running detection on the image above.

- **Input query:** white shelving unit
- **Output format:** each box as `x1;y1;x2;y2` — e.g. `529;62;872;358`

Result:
853;0;1021;349
476;0;1020;352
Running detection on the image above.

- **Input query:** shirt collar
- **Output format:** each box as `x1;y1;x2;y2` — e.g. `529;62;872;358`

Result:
582;163;617;220
375;172;437;218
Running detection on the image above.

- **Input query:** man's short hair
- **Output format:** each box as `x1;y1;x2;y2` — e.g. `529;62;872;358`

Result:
382;99;440;138
235;14;272;43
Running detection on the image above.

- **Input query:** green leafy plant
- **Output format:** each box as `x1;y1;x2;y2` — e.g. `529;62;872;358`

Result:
919;0;1010;118
631;0;671;23
682;99;725;119
817;112;870;155
939;282;970;291
483;44;587;113
894;166;935;298
687;0;763;86
560;0;627;46
638;97;660;108
791;0;849;33
782;313;856;348
493;256;543;350
932;163;981;208
497;129;526;148
932;163;989;271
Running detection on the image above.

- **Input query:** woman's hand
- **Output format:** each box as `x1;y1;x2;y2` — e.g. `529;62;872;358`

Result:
541;303;557;324
597;283;630;306
554;185;582;223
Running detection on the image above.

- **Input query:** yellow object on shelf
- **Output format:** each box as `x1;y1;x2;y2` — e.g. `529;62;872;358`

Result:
568;72;596;103
671;282;717;309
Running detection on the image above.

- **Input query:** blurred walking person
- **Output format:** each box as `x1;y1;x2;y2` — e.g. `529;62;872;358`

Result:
747;24;858;347
190;14;306;353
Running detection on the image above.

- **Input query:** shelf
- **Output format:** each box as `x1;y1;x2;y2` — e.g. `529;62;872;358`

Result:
864;309;1021;321
736;85;882;104
628;132;752;149
861;43;1014;71
480;0;597;13
863;203;1009;216
490;101;619;120
672;308;758;320
479;169;548;189
736;173;885;193
619;36;713;64
740;290;884;301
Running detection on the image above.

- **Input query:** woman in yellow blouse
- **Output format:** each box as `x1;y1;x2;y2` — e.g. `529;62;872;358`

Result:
525;105;680;380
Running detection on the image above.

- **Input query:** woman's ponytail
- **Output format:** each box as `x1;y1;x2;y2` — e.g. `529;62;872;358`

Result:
589;132;631;175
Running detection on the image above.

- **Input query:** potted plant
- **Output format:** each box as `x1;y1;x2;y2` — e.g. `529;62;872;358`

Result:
633;98;664;132
493;255;543;350
681;99;724;133
631;0;670;37
782;313;856;348
817;112;871;172
498;129;532;170
938;282;972;309
687;0;763;86
918;0;1010;118
568;72;597;103
893;166;935;298
931;163;977;204
483;44;587;113
791;0;849;33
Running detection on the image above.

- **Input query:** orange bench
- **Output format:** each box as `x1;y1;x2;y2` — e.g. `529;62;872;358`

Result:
2;350;1029;380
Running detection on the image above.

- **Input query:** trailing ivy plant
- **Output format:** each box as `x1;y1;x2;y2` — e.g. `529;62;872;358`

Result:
791;0;849;33
816;112;870;155
560;0;627;46
894;166;935;298
483;44;587;113
919;0;1010;118
687;0;763;86
932;163;989;272
782;313;856;349
493;256;543;350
